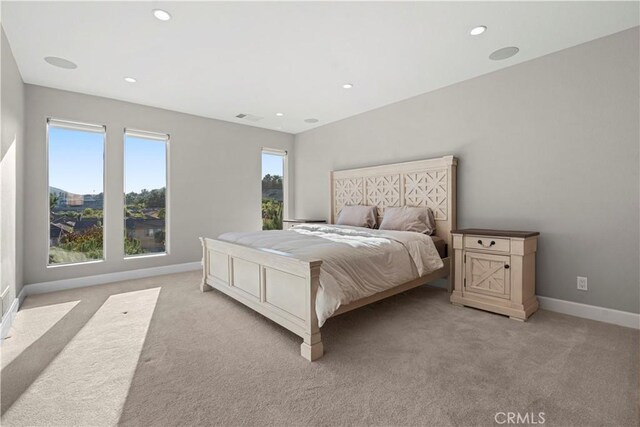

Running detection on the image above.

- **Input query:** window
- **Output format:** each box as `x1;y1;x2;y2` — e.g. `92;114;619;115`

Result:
47;119;105;265
124;130;168;257
261;149;287;230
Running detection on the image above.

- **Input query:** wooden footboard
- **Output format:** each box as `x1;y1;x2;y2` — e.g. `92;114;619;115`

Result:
200;237;324;361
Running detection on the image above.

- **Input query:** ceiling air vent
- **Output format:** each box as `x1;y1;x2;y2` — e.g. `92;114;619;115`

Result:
235;113;263;122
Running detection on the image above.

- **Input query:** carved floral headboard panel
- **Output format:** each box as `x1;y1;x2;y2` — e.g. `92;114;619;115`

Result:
330;156;457;246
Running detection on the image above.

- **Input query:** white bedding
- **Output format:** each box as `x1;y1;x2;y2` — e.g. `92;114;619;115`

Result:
218;224;444;326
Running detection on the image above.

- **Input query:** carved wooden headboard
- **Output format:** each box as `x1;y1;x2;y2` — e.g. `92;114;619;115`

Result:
330;155;457;248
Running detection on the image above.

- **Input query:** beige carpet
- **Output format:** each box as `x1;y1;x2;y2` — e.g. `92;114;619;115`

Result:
1;271;638;426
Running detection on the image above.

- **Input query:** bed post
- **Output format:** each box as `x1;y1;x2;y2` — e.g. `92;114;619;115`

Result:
300;260;323;361
199;237;213;292
448;156;457;293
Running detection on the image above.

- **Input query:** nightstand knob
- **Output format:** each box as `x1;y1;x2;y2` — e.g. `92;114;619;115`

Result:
477;239;496;247
504;264;510;269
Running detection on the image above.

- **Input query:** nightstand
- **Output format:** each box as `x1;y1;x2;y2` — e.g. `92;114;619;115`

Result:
450;229;540;321
282;219;327;230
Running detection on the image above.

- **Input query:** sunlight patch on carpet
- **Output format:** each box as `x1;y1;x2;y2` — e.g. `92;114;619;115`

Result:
1;300;80;369
1;287;160;426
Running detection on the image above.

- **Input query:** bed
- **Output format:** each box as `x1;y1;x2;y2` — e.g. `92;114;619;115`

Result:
200;155;457;361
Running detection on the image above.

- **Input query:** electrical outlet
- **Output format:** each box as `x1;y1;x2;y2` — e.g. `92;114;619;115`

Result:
577;276;588;291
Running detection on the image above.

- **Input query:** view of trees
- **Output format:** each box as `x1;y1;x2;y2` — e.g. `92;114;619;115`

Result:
262;174;283;230
49;193;59;212
57;226;103;260
124;187;166;256
49;188;105;264
124;233;144;256
125;187;166;208
49;187;166;263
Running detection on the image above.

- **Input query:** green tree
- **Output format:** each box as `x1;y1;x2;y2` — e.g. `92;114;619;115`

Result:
262;199;283;230
49;193;59;212
81;208;103;219
59;226;103;259
124;233;145;256
147;188;165;208
262;174;283;191
125;187;166;209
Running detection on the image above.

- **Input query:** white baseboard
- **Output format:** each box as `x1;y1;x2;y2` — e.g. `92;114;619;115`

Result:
538;296;639;329
23;261;202;296
8;264;639;332
1;297;20;340
2;262;200;340
18;287;27;305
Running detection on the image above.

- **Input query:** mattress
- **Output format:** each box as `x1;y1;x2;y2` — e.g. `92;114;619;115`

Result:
218;224;444;326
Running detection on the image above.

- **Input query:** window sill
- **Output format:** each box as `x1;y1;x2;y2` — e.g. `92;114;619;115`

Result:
47;259;105;269
124;253;167;260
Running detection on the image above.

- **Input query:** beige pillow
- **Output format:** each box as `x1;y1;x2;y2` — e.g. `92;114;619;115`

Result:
379;206;436;234
336;205;377;228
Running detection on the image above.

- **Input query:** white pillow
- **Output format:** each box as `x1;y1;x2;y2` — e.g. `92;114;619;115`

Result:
379;206;436;234
336;205;377;228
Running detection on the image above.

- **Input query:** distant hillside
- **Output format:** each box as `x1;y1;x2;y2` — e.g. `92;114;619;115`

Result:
49;186;67;195
263;188;283;202
262;174;283;202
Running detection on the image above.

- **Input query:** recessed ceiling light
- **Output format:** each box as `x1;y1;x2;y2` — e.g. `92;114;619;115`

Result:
153;9;171;21
304;118;319;123
275;112;284;117
124;77;137;83
342;83;353;89
44;56;77;69
470;26;487;36
489;46;519;61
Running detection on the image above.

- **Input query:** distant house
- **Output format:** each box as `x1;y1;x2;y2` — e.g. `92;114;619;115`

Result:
50;223;67;245
125;218;165;252
51;214;80;224
65;193;84;206
49;219;101;247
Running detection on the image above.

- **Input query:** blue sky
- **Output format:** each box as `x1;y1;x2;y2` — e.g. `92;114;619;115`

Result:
262;152;284;178
49;127;104;195
124;136;166;193
50;126;280;194
49;128;166;195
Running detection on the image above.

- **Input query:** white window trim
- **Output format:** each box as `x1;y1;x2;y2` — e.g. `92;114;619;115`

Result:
47;118;105;133
46;118;107;267
124;128;170;142
261;148;289;224
123;129;170;259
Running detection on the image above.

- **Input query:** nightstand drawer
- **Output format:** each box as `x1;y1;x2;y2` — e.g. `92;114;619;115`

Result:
464;236;510;252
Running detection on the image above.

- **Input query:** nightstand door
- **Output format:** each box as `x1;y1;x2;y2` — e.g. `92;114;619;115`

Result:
464;252;511;300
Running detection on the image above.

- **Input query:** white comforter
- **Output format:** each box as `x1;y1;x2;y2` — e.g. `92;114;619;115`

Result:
218;224;444;326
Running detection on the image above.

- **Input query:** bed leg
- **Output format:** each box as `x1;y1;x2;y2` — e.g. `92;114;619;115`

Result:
301;262;323;361
300;332;323;361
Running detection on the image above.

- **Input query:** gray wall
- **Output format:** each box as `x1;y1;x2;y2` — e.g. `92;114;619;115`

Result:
1;28;25;313
24;85;294;285
294;27;640;314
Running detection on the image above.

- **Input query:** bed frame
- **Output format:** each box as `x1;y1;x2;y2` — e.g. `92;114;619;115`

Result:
200;155;457;361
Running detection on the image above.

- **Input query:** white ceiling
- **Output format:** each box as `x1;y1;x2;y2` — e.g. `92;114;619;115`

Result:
2;1;638;134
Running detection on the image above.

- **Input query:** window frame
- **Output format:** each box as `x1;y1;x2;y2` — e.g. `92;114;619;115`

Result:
261;147;288;227
46;118;107;267
123;128;170;259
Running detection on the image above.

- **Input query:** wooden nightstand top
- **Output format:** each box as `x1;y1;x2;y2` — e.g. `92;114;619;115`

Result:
451;228;539;238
